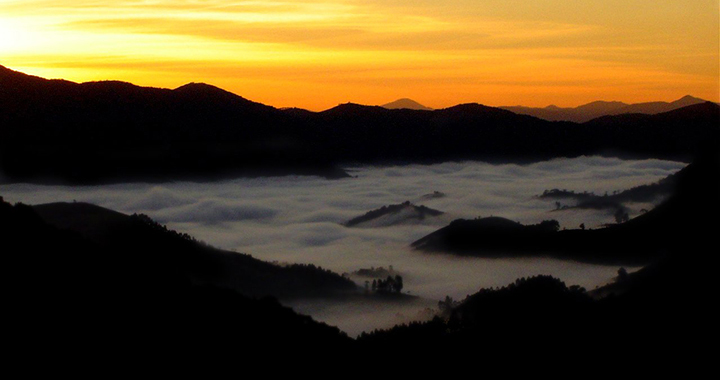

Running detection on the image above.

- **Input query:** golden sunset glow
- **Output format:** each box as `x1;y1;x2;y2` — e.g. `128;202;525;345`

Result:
1;0;718;110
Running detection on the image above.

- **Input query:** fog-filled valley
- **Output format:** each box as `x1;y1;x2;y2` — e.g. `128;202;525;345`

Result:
0;156;685;335
1;0;718;364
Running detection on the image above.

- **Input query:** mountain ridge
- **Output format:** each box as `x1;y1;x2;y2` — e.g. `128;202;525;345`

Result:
501;95;709;122
344;201;445;227
1;64;718;184
411;150;719;265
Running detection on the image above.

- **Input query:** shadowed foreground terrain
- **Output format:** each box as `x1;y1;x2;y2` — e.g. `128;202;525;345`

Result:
362;151;718;356
0;198;356;361
31;202;358;299
1;150;716;360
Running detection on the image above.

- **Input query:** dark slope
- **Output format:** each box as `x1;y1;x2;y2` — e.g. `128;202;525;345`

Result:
361;151;718;354
539;166;679;214
412;150;719;265
357;271;710;359
2;65;718;184
0;198;352;357
361;151;719;352
579;102;720;159
32;202;358;299
540;170;677;204
344;201;444;227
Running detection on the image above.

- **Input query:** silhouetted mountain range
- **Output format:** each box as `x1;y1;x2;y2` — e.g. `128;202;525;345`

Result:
1;65;718;184
381;98;432;110
501;95;709;122
344;201;445;227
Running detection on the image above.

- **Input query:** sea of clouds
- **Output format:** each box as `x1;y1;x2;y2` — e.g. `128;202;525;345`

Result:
0;156;686;335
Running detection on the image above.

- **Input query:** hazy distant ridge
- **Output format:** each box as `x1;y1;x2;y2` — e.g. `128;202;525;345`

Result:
501;95;708;122
381;98;432;111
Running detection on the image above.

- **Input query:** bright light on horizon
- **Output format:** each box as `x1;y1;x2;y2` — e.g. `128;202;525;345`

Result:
1;0;718;110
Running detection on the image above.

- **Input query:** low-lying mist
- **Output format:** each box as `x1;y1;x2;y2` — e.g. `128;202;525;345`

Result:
0;156;685;336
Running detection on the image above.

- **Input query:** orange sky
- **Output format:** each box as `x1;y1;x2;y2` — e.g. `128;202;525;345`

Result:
1;0;718;110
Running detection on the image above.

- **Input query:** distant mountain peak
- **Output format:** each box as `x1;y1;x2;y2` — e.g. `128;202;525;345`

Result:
577;100;628;110
174;82;228;93
381;98;432;111
672;95;705;105
172;82;259;105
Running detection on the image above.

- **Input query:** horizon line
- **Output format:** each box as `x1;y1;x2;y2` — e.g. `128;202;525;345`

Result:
1;63;716;112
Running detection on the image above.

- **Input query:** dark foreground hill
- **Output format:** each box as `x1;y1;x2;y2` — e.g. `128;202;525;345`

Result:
362;150;718;355
412;150;719;265
357;265;714;360
2;65;718;184
1;150;716;360
0;198;354;360
29;201;358;299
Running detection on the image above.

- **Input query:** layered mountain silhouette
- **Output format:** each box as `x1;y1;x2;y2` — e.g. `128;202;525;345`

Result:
501;95;708;123
411;151;719;265
1;141;716;358
1;64;718;184
7;190;706;358
361;151;719;355
540;168;678;214
381;98;432;110
344;201;445;227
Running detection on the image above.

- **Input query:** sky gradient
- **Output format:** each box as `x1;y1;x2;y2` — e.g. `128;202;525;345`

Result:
1;0;718;110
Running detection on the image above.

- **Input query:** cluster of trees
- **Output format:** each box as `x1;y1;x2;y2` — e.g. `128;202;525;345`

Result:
614;208;630;223
540;170;678;219
353;265;396;278
438;295;459;317
357;275;594;348
366;275;404;294
542;188;604;200
131;213;204;244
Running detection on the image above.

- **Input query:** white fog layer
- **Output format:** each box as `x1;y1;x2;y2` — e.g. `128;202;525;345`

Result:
0;156;686;335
